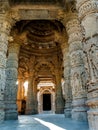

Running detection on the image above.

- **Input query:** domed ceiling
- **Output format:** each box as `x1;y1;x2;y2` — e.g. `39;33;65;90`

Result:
13;20;64;55
12;20;64;81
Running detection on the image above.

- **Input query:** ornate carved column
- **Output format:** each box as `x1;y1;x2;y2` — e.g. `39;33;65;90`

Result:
17;78;25;114
55;69;64;114
32;79;38;114
65;13;87;121
5;42;20;120
26;77;38;114
26;75;34;114
26;56;37;114
76;0;98;129
0;5;12;122
61;44;72;118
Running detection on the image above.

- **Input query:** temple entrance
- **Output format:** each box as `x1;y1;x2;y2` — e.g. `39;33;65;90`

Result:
37;82;56;113
43;94;51;111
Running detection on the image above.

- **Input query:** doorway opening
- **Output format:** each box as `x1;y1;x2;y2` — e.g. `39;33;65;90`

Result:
21;100;26;115
43;94;51;111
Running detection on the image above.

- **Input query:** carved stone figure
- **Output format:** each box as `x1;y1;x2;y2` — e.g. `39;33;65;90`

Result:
84;41;98;83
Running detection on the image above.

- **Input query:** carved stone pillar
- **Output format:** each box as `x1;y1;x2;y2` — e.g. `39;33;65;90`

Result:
17;78;24;113
55;70;64;114
26;55;38;114
0;13;11;122
26;76;34;114
62;45;72;118
76;0;98;129
32;79;38;114
65;13;87;121
26;76;38;114
5;43;20;120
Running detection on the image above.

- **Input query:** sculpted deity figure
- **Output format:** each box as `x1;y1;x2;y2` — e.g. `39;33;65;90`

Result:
84;42;98;83
72;72;83;97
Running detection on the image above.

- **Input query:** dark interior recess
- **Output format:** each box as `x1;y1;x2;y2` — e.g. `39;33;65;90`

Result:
43;94;51;111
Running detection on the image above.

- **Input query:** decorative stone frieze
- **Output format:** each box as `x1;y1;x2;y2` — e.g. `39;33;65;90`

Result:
4;42;20;120
65;13;87;121
76;0;98;129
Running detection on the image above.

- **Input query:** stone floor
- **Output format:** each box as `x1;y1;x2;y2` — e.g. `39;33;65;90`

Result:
0;114;89;130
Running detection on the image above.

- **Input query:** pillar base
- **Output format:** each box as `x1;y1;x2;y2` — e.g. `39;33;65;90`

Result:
4;102;18;120
87;110;98;130
25;110;33;115
64;108;71;118
72;98;88;121
72;109;87;121
5;111;18;120
26;109;38;115
0;110;5;123
55;107;64;114
55;96;64;114
87;98;98;130
64;101;72;118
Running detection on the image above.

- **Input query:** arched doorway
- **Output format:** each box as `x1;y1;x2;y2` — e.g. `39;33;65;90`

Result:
37;82;55;114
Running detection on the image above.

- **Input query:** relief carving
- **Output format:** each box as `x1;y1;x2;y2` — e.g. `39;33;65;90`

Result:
71;72;82;97
77;0;98;19
84;40;98;83
71;70;86;98
70;51;83;67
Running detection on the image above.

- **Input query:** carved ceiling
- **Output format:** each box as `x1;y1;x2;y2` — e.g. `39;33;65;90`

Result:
12;20;64;53
12;19;64;84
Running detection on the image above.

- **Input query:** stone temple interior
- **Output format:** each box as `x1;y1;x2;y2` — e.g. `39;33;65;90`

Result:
0;0;98;130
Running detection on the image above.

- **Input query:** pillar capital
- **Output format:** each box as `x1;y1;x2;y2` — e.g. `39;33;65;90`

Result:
65;13;83;44
62;12;78;27
8;42;20;51
65;12;78;23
